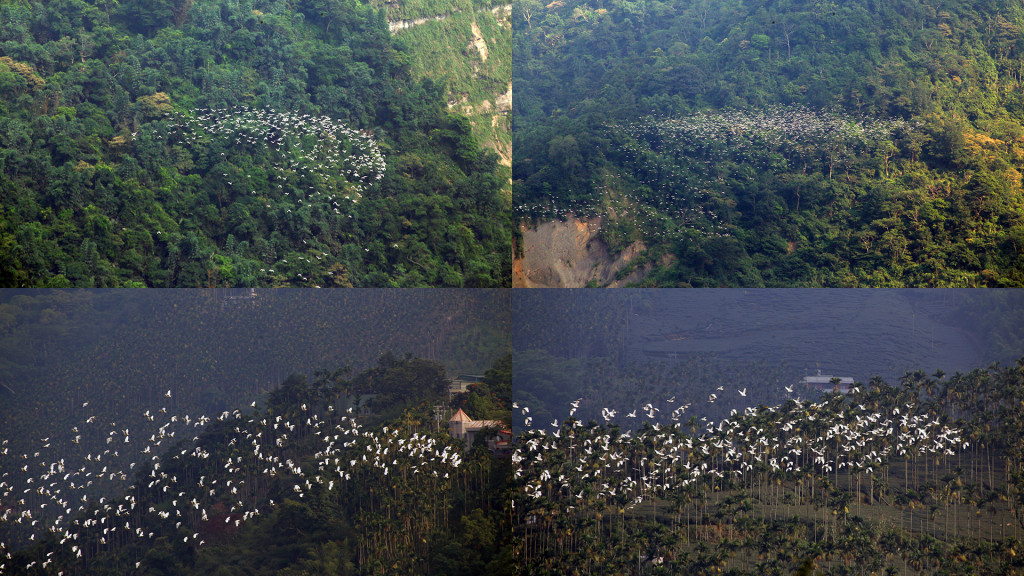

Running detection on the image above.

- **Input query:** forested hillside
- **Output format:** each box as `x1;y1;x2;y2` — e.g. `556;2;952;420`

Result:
0;0;513;287
513;0;1024;287
380;0;513;174
506;289;1024;437
0;289;511;496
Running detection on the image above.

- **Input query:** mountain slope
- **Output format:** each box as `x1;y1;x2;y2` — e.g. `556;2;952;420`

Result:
383;0;513;174
513;0;1024;287
0;0;513;287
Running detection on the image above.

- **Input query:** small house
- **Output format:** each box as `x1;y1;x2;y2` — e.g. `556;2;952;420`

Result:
449;408;512;452
448;374;486;398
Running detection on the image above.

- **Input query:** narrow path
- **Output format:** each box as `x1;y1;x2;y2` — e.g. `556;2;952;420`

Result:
388;4;512;33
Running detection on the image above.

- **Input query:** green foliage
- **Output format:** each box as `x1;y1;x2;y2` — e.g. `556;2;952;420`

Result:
454;353;514;423
0;0;513;286
352;351;450;417
514;359;1024;575
373;0;507;22
389;3;513;216
514;0;1024;286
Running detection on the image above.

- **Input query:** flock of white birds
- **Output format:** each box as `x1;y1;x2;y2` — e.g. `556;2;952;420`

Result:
0;390;463;574
1;381;967;573
511;389;965;516
518;106;915;242
142;106;387;204
618;106;915;166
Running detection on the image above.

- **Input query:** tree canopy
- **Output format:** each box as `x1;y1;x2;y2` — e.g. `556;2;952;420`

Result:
513;0;1024;286
0;0;513;286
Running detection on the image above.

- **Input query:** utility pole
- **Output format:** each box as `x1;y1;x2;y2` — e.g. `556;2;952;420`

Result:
433;403;448;433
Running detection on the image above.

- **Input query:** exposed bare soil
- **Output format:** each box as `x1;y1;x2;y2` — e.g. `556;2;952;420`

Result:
514;216;651;287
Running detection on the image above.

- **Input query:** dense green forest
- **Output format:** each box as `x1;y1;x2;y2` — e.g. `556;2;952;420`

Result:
0;0;513;287
2;354;515;575
513;0;1024;286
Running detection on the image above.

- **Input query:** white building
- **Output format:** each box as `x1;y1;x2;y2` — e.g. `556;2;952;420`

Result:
802;371;855;394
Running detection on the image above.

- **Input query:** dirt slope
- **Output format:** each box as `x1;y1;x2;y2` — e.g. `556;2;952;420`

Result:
513;216;650;287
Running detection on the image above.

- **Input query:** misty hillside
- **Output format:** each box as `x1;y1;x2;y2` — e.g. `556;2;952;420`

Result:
0;289;511;498
512;360;1024;575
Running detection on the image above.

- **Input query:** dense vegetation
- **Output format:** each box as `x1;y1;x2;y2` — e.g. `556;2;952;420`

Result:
513;0;1024;286
0;0;513;287
391;3;513;169
502;290;1024;573
2;354;515;575
373;0;508;21
5;287;1024;574
512;360;1024;575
